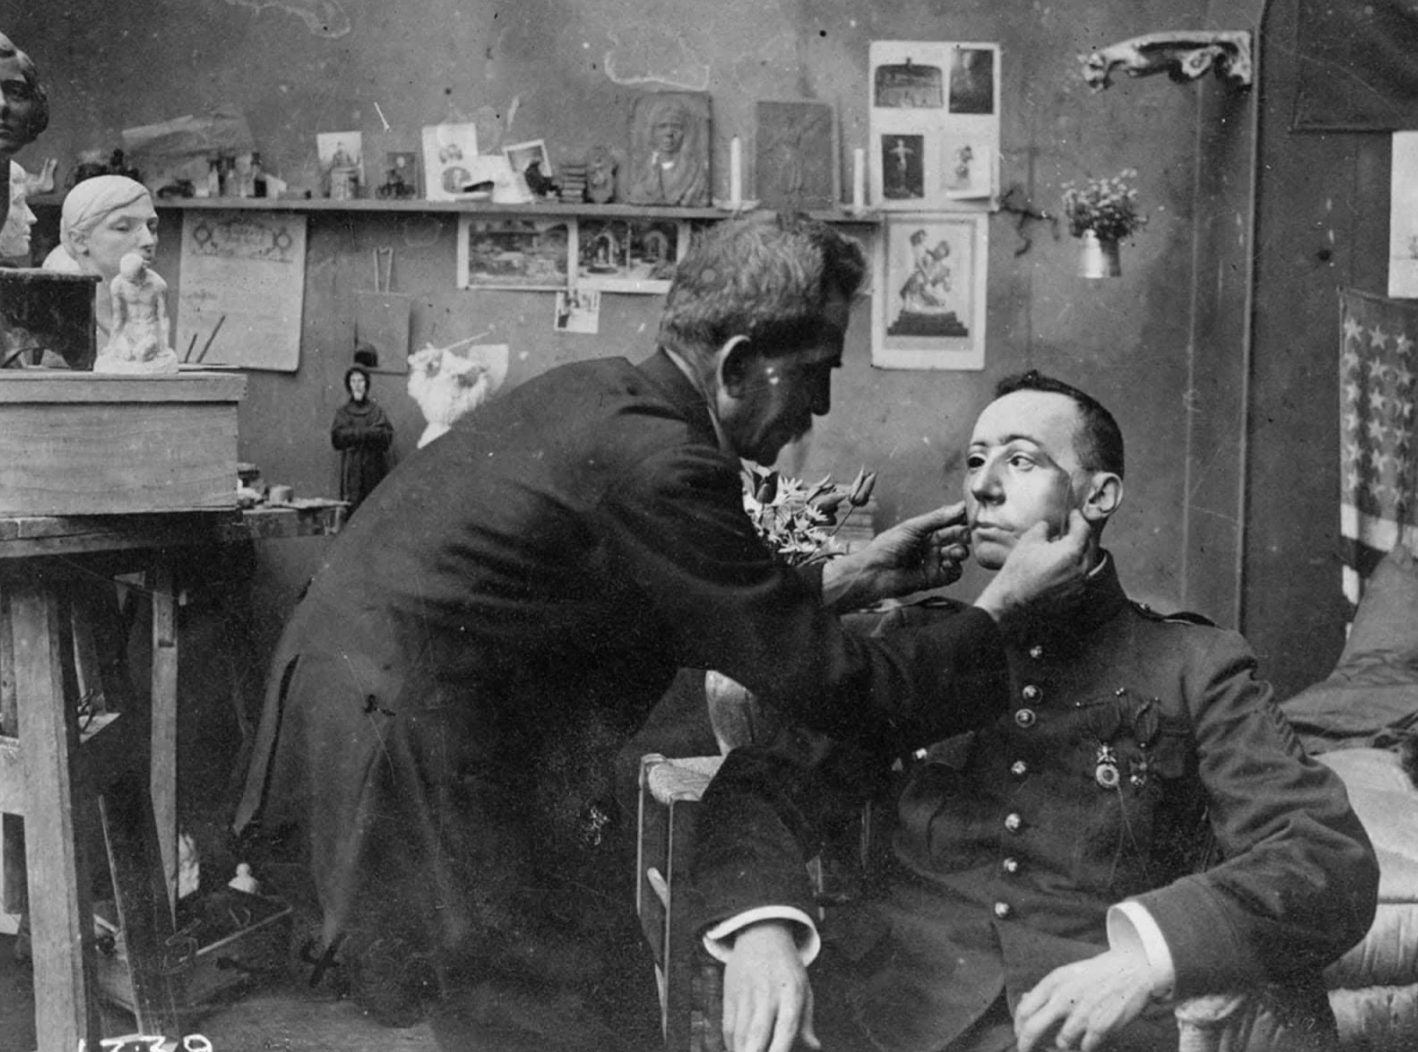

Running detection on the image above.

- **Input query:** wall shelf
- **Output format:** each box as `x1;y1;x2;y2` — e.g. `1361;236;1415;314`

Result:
29;194;880;225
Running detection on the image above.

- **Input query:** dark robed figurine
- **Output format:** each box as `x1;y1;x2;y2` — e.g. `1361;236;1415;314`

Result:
330;365;393;514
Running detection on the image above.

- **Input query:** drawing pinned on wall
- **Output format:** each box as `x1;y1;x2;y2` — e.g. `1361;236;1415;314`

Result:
869;41;1001;211
457;216;571;291
554;289;601;334
176;210;308;371
872;212;988;370
222;0;351;38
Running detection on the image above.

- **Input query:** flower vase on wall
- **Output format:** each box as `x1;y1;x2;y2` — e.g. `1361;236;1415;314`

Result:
1078;230;1121;278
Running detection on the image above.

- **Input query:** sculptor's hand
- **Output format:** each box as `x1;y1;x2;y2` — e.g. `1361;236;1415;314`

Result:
1013;948;1160;1052
721;922;819;1052
972;510;1091;625
821;502;971;612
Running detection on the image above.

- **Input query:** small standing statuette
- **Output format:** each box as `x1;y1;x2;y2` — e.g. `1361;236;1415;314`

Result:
228;861;261;896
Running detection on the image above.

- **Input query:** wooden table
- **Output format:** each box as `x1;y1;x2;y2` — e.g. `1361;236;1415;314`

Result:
0;502;343;1051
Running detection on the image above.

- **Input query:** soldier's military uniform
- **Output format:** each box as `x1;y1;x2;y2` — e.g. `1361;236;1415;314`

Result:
691;555;1378;1052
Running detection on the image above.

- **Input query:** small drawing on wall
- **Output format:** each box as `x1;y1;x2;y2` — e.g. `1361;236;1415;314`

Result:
874;59;944;109
949;47;997;115
575;218;686;294
1390;131;1418;298
872;213;987;370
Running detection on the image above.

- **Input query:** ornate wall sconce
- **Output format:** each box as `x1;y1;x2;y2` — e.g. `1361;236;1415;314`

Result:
1081;30;1253;91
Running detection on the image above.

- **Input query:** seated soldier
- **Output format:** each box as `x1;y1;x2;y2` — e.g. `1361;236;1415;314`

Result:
690;370;1379;1052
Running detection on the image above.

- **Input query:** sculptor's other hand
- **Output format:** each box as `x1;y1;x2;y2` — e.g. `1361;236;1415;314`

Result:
722;922;819;1052
1014;948;1159;1052
972;509;1090;624
821;502;971;612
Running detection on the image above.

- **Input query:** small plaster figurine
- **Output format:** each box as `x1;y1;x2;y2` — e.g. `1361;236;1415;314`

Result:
228;862;261;896
96;251;179;373
407;342;496;448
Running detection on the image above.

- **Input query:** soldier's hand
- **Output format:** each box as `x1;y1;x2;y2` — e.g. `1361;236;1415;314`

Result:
1014;948;1159;1051
971;509;1090;624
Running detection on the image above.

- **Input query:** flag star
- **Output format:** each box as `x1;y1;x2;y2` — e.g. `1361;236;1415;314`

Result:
1398;401;1416;420
1343;411;1362;436
1345;379;1364;404
1397;332;1416;357
1396;364;1417;388
1342;346;1362;372
1371;325;1390;349
1344;316;1364;344
1377;450;1400;476
1369;390;1390;414
1345;466;1364;493
1369;418;1390;443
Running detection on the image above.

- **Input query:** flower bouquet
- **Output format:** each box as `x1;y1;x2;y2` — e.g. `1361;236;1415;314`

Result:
740;463;876;567
1061;169;1146;278
707;463;877;752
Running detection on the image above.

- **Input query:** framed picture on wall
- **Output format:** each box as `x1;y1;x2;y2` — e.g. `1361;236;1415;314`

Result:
871;212;987;370
574;218;688;294
456;216;572;291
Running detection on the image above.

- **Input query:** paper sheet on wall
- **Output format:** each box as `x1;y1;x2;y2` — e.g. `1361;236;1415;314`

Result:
176;210;307;371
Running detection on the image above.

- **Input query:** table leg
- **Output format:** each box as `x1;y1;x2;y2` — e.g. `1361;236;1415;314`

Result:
11;583;102;1051
150;563;178;911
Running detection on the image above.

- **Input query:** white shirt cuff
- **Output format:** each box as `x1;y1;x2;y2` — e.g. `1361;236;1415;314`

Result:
1108;900;1176;998
702;907;821;966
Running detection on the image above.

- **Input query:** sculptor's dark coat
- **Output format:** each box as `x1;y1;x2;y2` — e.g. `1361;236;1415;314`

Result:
692;559;1379;1052
237;350;1009;1048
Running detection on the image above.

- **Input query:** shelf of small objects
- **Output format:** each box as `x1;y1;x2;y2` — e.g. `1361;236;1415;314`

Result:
28;193;882;224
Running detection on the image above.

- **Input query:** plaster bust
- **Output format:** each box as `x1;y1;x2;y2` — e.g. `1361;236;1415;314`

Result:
43;175;159;341
0;160;35;259
0;33;49;224
624;93;710;207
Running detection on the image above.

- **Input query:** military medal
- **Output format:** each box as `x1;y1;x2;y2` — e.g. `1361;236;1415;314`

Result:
1094;742;1120;789
1129;754;1149;789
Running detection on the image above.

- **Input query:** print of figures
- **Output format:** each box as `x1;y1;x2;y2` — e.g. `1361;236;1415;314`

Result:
891;227;966;336
882;134;924;200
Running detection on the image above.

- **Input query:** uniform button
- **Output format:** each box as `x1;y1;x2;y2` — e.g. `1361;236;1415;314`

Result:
1004;812;1023;833
912;747;928;761
993;901;1012;919
1028;645;1044;660
1010;759;1028;778
1014;708;1036;729
1021;684;1041;702
1002;857;1020;874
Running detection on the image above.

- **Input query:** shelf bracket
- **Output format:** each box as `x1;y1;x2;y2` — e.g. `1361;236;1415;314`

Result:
1081;30;1252;92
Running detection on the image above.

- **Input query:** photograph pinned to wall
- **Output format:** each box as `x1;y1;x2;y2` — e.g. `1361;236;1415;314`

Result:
421;121;480;201
1389;131;1418;297
554;289;601;334
872;212;987;370
576;218;687;294
624;91;712;207
457;216;572;290
941;137;992;200
869;41;1000;211
317;131;364;199
504;139;552;196
755;101;837;212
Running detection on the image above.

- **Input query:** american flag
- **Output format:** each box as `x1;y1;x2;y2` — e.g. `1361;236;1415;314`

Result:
1339;288;1418;611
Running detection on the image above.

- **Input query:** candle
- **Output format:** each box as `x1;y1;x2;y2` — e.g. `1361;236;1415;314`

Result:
730;136;743;206
852;147;865;210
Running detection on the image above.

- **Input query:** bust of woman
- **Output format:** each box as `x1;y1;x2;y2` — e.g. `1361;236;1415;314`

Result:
0;33;48;225
0;160;35;261
43;175;159;342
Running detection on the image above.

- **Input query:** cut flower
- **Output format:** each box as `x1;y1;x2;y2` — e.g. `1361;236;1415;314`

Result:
1061;168;1147;242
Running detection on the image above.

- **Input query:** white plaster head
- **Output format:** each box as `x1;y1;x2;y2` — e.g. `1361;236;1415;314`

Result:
0;160;35;257
59;175;158;283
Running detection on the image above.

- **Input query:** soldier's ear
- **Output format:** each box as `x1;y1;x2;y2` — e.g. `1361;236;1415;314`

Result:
1082;472;1122;523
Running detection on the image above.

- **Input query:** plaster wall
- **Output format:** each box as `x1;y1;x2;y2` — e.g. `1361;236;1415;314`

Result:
4;0;1249;640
